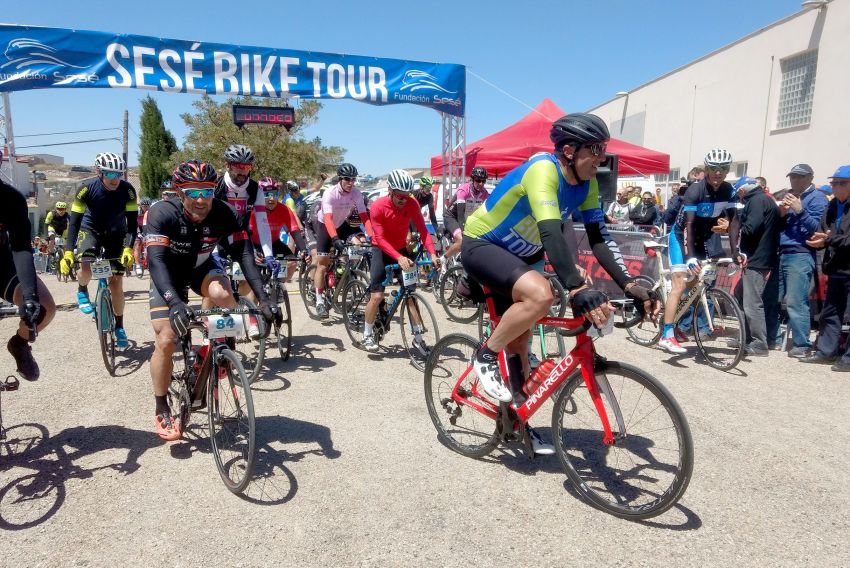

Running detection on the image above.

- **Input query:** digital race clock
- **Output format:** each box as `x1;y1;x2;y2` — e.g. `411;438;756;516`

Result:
232;104;295;129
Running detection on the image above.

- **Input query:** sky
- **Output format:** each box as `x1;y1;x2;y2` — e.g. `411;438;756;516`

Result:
2;0;806;177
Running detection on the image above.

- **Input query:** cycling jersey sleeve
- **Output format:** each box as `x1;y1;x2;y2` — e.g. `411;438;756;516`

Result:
359;211;373;238
525;160;563;223
144;206;182;306
224;227;269;303
251;189;273;257
443;192;461;236
64;186;88;253
124;210;138;248
538;219;584;290
410;202;437;258
579;179;630;286
681;185;701;258
4;187;39;301
371;205;402;259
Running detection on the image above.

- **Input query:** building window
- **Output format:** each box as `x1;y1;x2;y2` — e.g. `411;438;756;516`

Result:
776;50;817;129
734;162;748;178
669;168;680;182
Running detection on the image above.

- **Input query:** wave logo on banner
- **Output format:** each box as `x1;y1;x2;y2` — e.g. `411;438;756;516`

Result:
400;70;457;95
1;37;98;86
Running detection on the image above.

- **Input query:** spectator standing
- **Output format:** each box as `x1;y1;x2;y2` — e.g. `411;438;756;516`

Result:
800;166;850;372
605;189;633;225
629;191;660;228
766;164;828;357
627;186;642;207
732;177;781;356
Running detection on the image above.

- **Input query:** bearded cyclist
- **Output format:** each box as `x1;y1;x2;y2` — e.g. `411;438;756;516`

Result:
214;144;277;275
310;163;373;319
461;113;658;452
658;148;741;354
145;160;280;440
60;152;138;348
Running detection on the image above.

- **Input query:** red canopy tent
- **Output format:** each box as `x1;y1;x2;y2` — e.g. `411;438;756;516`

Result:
430;99;669;178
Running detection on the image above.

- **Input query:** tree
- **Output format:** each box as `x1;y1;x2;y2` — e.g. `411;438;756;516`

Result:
174;95;345;183
138;96;179;198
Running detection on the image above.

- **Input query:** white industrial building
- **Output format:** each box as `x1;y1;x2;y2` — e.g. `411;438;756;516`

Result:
588;0;849;194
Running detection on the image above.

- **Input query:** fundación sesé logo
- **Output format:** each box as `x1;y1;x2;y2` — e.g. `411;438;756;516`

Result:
1;38;87;71
399;69;457;95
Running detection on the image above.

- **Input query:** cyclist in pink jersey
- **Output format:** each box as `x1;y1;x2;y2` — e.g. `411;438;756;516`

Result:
442;167;490;262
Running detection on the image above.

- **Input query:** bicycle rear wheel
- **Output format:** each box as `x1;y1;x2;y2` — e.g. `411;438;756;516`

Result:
400;292;440;371
232;296;265;383
208;347;256;494
623;275;663;347
340;278;370;348
299;264;320;318
551;360;693;520
694;288;745;371
424;333;498;458
438;265;482;324
95;286;116;376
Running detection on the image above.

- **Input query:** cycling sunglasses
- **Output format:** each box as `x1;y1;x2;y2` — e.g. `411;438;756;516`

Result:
471;177;486;183
585;142;607;157
340;176;357;182
182;188;215;199
706;165;730;174
228;162;253;171
263;190;280;199
102;170;123;180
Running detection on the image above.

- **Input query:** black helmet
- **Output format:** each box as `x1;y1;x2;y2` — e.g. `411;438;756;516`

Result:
337;163;358;178
223;144;255;164
286;180;300;192
172;160;218;188
549;113;610;151
470;167;488;181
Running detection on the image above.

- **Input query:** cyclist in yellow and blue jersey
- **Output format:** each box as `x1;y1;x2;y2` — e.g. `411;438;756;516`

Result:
462;113;658;422
60;152;139;347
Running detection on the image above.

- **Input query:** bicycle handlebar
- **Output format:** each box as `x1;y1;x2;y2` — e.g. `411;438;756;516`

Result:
0;305;38;341
384;259;432;271
190;307;259;319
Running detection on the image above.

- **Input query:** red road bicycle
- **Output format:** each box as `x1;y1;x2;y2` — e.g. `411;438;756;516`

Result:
424;291;694;520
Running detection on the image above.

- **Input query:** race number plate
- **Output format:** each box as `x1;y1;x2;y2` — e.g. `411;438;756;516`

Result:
401;268;418;288
207;314;245;339
701;267;717;283
91;259;112;280
231;262;246;281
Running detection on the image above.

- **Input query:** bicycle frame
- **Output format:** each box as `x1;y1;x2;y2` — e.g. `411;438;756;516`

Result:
379;258;433;322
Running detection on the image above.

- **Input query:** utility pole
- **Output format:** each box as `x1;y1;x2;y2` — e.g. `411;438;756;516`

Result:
123;109;129;180
1;92;18;189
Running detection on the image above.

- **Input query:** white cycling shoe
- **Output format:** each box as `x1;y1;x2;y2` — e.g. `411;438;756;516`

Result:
473;352;512;402
528;428;555;455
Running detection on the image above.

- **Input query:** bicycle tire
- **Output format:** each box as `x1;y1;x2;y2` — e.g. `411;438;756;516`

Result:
299;264;320;318
275;283;293;361
424;333;499;458
95;286;116;376
208;347;256;494
545;273;568;318
438;265;482;324
399;291;441;371
340;278;370;348
0;471;66;530
623;275;663;347
694;287;746;371
551;360;693;520
233;296;265;383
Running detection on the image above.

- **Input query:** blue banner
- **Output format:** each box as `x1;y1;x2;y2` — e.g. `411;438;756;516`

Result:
0;24;466;116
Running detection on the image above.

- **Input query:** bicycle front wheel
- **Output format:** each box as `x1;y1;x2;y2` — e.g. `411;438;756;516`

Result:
400;291;440;371
424;333;498;458
694;288;746;371
95;286;116;376
438;265;482;324
208;347;256;494
232;296;266;383
623;275;663;347
274;284;293;361
340;278;370;348
551;360;693;520
299;264;320;318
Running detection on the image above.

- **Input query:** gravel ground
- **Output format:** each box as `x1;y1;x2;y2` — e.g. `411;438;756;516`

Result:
0;274;848;567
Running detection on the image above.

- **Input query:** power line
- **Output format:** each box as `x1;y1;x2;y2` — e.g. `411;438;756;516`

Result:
16;127;122;138
16;137;122;149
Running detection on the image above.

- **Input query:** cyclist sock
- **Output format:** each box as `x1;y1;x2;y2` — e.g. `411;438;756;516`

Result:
155;395;169;415
78;285;88;296
315;289;325;305
115;315;124;329
412;324;424;342
364;321;374;337
663;323;675;339
476;344;498;363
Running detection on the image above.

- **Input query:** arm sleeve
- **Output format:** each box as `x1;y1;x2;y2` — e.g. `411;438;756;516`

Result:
233;236;269;303
251;190;273;257
64;186;88;252
442;193;461;235
585;221;630;288
358;211;373;238
124;211;138;248
145;212;181;306
7;191;38;301
427;196;438;228
680;186;701;258
371;205;401;259
538;219;585;290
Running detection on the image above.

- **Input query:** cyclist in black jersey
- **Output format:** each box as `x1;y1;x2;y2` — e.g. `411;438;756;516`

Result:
659;148;742;354
45;201;69;255
1;180;57;381
145;160;280;441
60;152;138;348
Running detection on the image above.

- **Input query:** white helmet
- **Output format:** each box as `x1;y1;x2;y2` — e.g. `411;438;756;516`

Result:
703;148;733;168
387;169;415;193
95;152;126;173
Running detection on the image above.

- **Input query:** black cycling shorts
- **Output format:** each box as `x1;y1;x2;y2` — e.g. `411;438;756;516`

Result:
461;237;544;316
314;220;361;255
76;229;125;274
369;247;408;292
148;257;227;321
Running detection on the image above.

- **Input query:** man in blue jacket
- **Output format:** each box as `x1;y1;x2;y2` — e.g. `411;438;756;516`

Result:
766;163;828;357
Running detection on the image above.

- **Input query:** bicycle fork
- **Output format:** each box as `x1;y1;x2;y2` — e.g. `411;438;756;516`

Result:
581;357;626;446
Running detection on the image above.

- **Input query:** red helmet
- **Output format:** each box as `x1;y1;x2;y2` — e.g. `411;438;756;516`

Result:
172;160;217;189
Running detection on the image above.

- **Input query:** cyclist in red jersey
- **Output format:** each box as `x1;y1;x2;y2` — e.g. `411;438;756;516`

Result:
360;169;441;355
249;177;306;284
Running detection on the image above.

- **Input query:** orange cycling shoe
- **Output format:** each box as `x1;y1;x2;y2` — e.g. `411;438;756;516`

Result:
155;411;182;441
